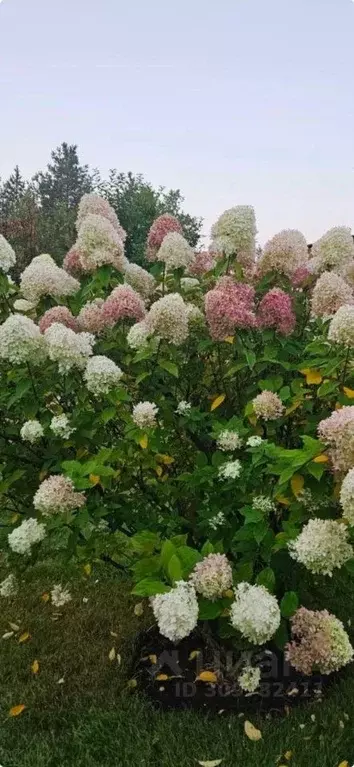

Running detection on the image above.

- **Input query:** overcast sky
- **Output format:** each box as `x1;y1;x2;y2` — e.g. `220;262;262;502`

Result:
0;0;353;245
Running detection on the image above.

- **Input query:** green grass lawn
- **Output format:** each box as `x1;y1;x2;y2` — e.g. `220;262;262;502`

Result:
1;560;354;767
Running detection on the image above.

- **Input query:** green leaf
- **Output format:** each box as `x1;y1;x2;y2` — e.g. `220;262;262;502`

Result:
101;407;116;424
307;462;325;481
345;559;354;575
160;540;176;571
158;360;179;378
280;591;299;618
201;540;214;556
132;556;161;581
233;561;254;583
178;545;202;577
274;619;289;650
198;598;223;620
167;554;183;584
130;531;160;555
256;567;276;592
259;375;283;392
170;534;188;547
135;371;151;384
132;578;170;597
317;380;338;398
244;349;256;369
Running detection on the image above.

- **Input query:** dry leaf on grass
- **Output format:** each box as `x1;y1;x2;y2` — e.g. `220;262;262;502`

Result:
117;653;122;666
9;704;26;717
31;660;39;674
210;394;226;411
189;650;201;661
18;631;30;644
9;622;20;631
2;631;14;640
108;647;116;661
41;592;50;603
244;720;262;741
134;603;144;617
196;671;218;683
83;563;92;576
126;679;137;689
149;654;157;664
197;761;223;767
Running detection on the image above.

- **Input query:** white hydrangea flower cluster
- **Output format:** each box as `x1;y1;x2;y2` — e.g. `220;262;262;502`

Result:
76;214;127;272
8;518;46;555
209;511;226;530
20;420;44;444
0;233;16;273
45;323;95;373
252;496;275;515
310;272;354;319
13;299;36;313
217;429;242;451
0;573;18;598
190;553;233;600
51;583;72;608
20;254;80;304
252;390;285;421
310;226;354;275
211;206;257;257
230;582;281;644
246;435;263;447
340;468;354;526
238;664;261;693
151;581;199;642
132;401;159;429
258;229;308;277
76;193;126;242
288;518;353;576
180;277;200;291
157;232;194;270
218;459;242;480
146;293;189;345
33;475;86;516
84;355;123;395
328;305;354;348
127;320;151;350
0;314;46;365
50;414;75;439
124;262;156;301
175;400;192;415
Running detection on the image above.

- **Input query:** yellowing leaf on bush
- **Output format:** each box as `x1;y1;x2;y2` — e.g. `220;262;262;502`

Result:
18;632;30;644
197;761;223;767
10;513;19;524
31;660;39;675
76;446;88;459
285;401;302;416
224;336;234;344
189;650;201;661
148;654;157;664
156;673;169;681
300;368;322;385
337;762;349;767
108;647;116;661
244;720;262;741
196;671;218;683
223;589;234;599
89;474;100;486
156;454;174;465
9;704;26;717
291;474;304;497
83;563;92;576
313;454;329;464
210;394;226;412
276;495;291;506
139;434;148;449
155;465;163;477
335;402;343;410
248;414;257;426
39;470;47;482
343;387;354;399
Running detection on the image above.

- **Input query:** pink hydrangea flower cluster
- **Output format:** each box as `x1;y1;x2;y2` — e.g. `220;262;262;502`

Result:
257;288;296;335
318;406;354;471
286;607;353;675
77;299;106;334
311;272;354;319
39;306;79;334
258;229;308;277
101;285;146;328
33;475;86;516
147;214;183;260
291;264;312;288
63;247;83;276
253;390;285;421
189;250;216;276
76;193;126;243
205;277;257;340
190;553;233;601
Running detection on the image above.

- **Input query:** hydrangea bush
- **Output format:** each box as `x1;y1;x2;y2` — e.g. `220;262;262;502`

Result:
1;197;354;684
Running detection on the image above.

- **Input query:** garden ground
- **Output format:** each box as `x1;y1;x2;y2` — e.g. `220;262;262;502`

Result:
1;560;354;767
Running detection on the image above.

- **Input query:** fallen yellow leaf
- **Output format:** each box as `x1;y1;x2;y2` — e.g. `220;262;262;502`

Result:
9;704;26;717
9;622;20;631
210;394;226;412
126;678;137;689
284;752;293;761
134;603;144;617
108;647;116;661
31;660;39;675
156;673;169;681
149;654;158;664
2;631;14;640
83;563;92;576
343;387;354;399
313;454;329;463
276;495;291;506
224;336;234;344
18;632;30;644
300;368;323;385
197;761;223;767
244;719;262;741
197;671;218;683
89;474;100;485
291;474;304;497
41;592;50;603
337;762;350;767
189;650;201;661
139;434;148;449
117;653;122;666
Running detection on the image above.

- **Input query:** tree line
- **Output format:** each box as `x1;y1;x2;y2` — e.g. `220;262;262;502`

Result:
0;142;202;275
